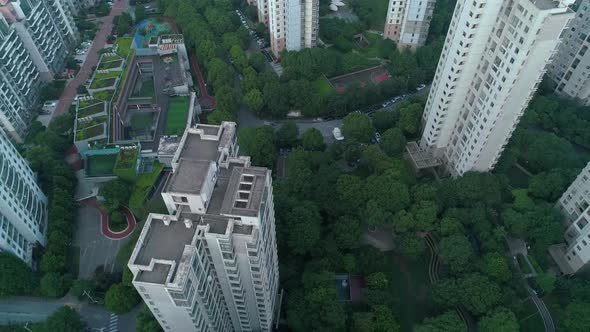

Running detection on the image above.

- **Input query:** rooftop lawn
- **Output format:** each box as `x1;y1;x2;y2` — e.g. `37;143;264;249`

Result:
98;59;123;70
90;77;117;89
94;70;121;81
164;96;190;135
86;153;117;177
130;113;154;130
133;79;155;98
78;102;105;118
114;49;136;102
116;37;133;58
94;90;114;102
76;123;105;141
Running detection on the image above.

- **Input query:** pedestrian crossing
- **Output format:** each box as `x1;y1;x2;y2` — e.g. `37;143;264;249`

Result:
109;313;118;332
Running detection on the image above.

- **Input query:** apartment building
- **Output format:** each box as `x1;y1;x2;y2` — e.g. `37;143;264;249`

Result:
128;122;280;332
547;0;590;105
384;0;436;49
285;0;318;51
268;0;286;56
418;0;573;177
256;0;269;25
0;132;47;265
551;162;590;274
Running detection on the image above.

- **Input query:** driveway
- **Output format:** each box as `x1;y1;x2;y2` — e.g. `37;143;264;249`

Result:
0;296;138;332
53;0;130;120
75;205;132;279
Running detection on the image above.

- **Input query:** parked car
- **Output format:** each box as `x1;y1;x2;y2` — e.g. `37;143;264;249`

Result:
416;84;426;91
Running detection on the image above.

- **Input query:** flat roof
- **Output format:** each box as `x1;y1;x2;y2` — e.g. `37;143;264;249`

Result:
136;263;171;284
179;131;221;162
220;166;267;217
165;159;211;194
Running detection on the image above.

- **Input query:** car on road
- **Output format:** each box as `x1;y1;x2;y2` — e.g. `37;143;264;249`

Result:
333;127;344;141
416;84;426;91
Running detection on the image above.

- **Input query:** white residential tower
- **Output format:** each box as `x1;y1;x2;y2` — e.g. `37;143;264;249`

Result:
128;122;280;332
419;0;573;176
384;0;436;49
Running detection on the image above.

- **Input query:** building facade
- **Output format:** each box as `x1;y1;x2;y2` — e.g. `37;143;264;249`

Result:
0;132;47;265
552;162;590;274
418;0;573;177
384;0;436;49
128;122;280;332
268;0;286;56
0;0;77;142
547;0;590;105
256;0;269;25
285;0;318;51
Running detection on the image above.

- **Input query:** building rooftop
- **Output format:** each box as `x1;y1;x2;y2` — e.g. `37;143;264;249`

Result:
178;129;222;162
158;136;181;156
136;263;172;284
220;166;268;217
164;159;212;194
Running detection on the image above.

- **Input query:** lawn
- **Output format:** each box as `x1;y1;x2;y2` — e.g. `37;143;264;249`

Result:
86;153;117;176
76;124;105;140
130;113;153;130
133;79;155;98
128;162;164;219
93;90;114;102
386;253;434;331
90;77;117;89
98;59;123;70
517;298;545;332
78;102;105;118
505;164;531;189
312;76;334;97
116;37;133;58
113;49;135;102
94;70;121;80
77;115;107;130
164;96;190;135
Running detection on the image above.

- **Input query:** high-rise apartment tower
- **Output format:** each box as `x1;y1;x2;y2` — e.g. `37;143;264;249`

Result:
0;132;47;264
384;0;436;49
128;123;280;332
285;0;318;51
548;0;590;105
419;0;573;176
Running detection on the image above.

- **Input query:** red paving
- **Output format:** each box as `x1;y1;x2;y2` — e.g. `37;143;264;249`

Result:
374;73;390;84
53;0;130;119
82;197;137;240
65;145;83;171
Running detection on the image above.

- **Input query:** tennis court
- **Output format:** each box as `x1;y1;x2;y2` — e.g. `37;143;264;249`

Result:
329;65;390;93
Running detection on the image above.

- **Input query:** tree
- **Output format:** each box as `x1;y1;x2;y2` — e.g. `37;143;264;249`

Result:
207;110;236;125
136;305;163;332
439;234;473;273
480;252;511;283
372;110;399;133
99;179;131;214
230;44;248;70
244;89;264;113
342;112;375;143
40;253;67;273
415;311;466;332
276;122;299;148
380;127;406;157
564;301;590;332
135;5;147;22
0;253;36;298
32;306;85;332
535;273;556;294
215;85;238;115
249;52;266;71
332;215;361;249
459;273;502;315
366;272;388;290
439;216;463;236
529;169;577;201
396;233;426;259
285;202;322;255
40;272;72;298
336;174;364;213
353;305;400;332
301;128;326;151
397;103;423;136
105;283;141;314
478;308;519;332
238;126;275;168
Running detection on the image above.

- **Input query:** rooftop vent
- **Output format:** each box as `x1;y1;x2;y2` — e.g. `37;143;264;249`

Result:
184;218;193;228
162;216;171;225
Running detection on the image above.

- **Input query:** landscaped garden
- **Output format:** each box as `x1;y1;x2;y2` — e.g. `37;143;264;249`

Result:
75;124;105;141
113;147;139;181
116;37;133;57
90;77;117;89
128;162;164;220
78;102;106;118
164;96;189;135
98;59;123;70
86;153;118;177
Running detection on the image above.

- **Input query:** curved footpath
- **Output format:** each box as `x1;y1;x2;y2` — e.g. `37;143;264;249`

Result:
425;233;475;332
81;198;136;240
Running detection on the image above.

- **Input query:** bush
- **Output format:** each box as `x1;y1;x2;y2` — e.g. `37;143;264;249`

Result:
0;253;37;298
40;273;73;298
105;283;141;314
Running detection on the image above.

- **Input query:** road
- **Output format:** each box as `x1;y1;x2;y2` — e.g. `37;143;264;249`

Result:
0;296;138;331
237;84;430;143
53;0;130;119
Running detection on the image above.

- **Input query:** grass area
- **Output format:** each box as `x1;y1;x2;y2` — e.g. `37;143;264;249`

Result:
78;102;105;118
312;76;333;97
86;153;117;176
505;164;531;189
133;79;155;98
116;37;133;58
90;77;117;89
77;115;107;130
517;254;532;274
129;162;164;219
76;124;105;140
517;298;545;332
94;70;121;80
386;253;433;331
113;49;135;102
93;90;114;102
108;215;128;232
98;59;123;70
353;33;389;58
101;55;120;62
130;113;153;130
114;148;139;181
164;96;190;135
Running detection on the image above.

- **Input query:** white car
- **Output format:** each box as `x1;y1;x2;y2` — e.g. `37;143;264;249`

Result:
416;84;426;91
333;127;344;141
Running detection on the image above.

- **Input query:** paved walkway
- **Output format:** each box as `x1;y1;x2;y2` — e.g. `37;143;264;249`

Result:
81;197;137;240
53;0;129;119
